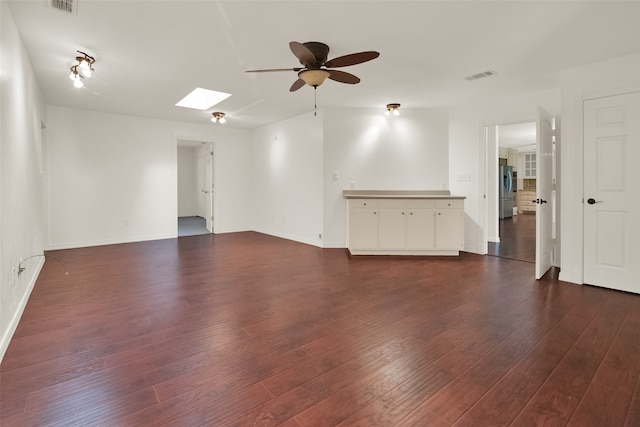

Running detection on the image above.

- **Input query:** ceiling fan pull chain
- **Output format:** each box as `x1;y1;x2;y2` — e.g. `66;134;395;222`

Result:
314;87;317;117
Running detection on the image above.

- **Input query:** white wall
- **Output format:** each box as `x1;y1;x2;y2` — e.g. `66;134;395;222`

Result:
322;108;450;247
46;106;252;249
0;2;47;360
448;88;561;255
250;111;324;246
177;146;198;217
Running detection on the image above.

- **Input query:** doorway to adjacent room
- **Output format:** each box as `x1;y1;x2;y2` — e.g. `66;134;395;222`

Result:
177;139;214;237
488;121;537;263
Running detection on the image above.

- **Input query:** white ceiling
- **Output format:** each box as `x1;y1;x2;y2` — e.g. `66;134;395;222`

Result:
8;0;640;129
499;122;536;150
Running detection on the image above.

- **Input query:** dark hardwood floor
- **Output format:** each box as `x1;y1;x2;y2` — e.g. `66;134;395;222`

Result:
488;213;536;263
2;232;639;426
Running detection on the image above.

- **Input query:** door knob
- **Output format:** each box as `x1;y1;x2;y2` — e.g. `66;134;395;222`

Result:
535;199;547;204
587;198;602;205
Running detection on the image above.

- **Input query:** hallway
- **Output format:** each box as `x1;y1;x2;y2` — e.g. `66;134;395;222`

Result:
488;213;536;263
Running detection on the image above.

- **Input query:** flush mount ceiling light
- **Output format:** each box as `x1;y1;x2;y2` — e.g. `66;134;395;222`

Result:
68;65;83;88
176;88;231;110
385;103;401;116
211;112;226;124
75;50;95;77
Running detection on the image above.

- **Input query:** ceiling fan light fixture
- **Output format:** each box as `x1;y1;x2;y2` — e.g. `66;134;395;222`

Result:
212;112;226;123
298;69;331;87
385;103;401;116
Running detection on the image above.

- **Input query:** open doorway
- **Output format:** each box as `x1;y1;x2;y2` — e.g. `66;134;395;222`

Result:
177;140;214;237
488;122;537;263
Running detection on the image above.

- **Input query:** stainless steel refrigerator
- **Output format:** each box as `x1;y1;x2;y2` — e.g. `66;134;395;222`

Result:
499;165;514;219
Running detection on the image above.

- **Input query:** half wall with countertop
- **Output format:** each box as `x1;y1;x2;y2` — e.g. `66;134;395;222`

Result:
344;190;465;255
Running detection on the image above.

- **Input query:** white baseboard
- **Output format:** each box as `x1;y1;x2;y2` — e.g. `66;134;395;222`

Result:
45;233;175;251
0;256;45;362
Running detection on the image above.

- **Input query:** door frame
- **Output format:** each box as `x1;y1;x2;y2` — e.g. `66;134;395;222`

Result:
560;84;640;285
481;113;560;274
481;115;537;255
581;88;640;291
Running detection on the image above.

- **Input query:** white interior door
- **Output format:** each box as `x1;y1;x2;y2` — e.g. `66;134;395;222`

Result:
583;91;640;293
196;155;206;218
205;152;213;233
535;106;554;279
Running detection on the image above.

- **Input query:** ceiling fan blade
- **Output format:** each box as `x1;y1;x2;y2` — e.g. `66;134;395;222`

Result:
325;51;380;68
245;68;303;73
290;41;316;65
289;78;306;92
328;70;360;84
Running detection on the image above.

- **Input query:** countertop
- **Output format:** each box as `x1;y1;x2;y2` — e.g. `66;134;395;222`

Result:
342;190;466;200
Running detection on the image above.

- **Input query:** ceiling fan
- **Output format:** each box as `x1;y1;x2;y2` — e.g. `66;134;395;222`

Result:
246;41;380;92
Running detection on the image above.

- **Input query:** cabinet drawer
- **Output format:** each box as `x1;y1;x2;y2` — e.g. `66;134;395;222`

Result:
406;199;437;209
379;199;406;208
350;199;377;208
436;199;464;209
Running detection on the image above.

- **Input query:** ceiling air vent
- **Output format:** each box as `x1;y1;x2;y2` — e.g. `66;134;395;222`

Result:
465;70;496;81
50;0;76;14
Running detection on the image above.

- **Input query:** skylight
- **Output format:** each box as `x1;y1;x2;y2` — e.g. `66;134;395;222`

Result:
175;88;231;110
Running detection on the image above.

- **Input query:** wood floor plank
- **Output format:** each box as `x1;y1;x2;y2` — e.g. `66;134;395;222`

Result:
624;374;640;427
448;283;611;426
327;277;549;426
232;333;424;426
510;290;634;426
295;286;539;427
567;298;640;427
1;232;638;426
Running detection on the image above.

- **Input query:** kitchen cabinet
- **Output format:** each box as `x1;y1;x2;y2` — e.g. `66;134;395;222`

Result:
517;190;537;214
344;191;465;256
348;199;378;250
507;148;518;170
406;208;435;249
378;207;407;249
523;153;536;177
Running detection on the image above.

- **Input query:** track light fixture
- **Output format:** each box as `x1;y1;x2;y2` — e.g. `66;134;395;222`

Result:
211;112;226;124
385;103;401;116
75;51;95;77
69;65;83;88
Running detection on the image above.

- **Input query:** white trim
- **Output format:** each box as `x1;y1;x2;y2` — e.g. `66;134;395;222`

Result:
581;86;640;102
46;233;174;251
252;228;324;248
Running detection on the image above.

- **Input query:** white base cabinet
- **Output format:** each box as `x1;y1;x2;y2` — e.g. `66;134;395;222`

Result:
347;197;464;256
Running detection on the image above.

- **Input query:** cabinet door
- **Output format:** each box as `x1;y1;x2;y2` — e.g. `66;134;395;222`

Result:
406;209;435;249
435;209;464;250
524;153;537;177
378;209;406;249
349;209;378;249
